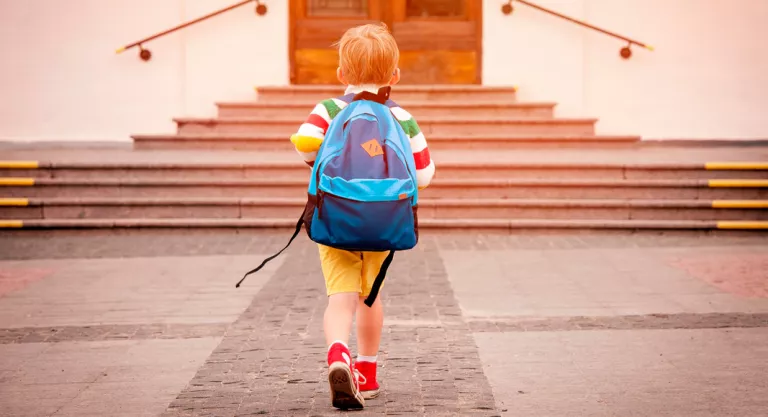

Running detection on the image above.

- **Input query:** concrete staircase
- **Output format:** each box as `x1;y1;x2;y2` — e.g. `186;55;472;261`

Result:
1;85;767;232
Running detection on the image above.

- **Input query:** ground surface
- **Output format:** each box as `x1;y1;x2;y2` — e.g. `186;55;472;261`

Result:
0;232;767;416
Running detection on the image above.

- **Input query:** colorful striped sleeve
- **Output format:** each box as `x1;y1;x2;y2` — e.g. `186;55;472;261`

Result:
391;106;435;189
291;98;347;166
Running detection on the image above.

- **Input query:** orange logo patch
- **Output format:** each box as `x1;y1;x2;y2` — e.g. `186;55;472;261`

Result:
361;139;384;157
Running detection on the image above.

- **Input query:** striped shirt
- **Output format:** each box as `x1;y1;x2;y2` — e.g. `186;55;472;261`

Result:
291;85;436;189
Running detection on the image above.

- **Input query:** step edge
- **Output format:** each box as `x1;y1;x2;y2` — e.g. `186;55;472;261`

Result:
131;134;640;141
11;197;768;209
12;178;768;187
172;117;599;124
17;161;739;170
12;218;768;230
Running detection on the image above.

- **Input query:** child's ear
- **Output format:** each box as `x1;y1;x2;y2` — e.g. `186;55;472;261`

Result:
336;68;347;85
389;68;401;86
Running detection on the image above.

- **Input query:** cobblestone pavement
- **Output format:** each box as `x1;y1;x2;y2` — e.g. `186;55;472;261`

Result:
161;240;496;417
0;232;767;416
2;231;766;261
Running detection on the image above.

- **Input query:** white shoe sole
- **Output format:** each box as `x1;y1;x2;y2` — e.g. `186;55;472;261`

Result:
328;362;365;409
362;388;380;400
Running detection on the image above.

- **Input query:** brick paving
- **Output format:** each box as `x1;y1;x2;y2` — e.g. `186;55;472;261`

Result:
162;240;497;417
0;324;229;345
468;312;768;333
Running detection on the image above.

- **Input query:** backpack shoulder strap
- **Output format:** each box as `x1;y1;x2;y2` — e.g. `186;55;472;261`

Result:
236;214;304;288
363;250;395;307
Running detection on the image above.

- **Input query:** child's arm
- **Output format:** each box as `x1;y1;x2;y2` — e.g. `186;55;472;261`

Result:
392;107;435;190
290;102;332;167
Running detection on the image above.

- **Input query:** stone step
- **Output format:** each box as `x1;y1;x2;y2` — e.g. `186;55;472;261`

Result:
131;134;640;151
3;198;767;221
173;117;597;136
217;101;555;119
4;162;768;180
3;217;767;231
3;178;767;199
255;85;518;103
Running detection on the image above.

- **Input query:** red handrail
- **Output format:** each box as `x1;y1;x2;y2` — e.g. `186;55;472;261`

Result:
502;0;653;59
116;0;267;61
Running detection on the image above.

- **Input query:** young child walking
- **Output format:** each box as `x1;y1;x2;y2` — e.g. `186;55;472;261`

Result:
290;23;435;409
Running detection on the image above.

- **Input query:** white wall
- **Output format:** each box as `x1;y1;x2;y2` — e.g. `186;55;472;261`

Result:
484;0;768;138
0;0;288;141
2;0;766;140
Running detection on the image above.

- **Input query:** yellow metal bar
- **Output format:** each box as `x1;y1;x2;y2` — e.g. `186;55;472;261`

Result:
0;220;23;228
645;45;655;51
706;162;768;170
712;200;768;209
0;178;35;186
0;161;39;169
0;198;29;206
709;180;768;188
717;221;768;230
115;46;126;54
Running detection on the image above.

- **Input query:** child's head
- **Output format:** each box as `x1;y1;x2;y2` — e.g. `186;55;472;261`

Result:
335;23;400;87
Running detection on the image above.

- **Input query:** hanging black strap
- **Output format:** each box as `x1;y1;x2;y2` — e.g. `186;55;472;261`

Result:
235;216;304;288
364;250;395;307
352;86;391;104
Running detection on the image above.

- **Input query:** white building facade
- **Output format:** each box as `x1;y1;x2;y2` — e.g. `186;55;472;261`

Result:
1;0;767;141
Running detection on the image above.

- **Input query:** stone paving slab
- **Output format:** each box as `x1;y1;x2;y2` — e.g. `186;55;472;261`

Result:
476;328;768;417
443;245;768;318
0;255;280;328
0;338;220;417
671;252;768;298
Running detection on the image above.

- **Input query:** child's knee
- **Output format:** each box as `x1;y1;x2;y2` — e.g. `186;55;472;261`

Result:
328;292;359;311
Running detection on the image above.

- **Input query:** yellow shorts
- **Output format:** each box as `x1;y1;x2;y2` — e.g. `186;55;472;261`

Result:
318;244;390;297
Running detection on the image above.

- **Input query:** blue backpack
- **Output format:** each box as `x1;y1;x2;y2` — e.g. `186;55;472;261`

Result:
238;87;419;307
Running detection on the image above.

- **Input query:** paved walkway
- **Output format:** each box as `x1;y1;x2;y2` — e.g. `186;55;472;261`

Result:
0;232;767;416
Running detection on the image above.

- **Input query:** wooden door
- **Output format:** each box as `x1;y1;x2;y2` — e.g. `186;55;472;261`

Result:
390;0;481;84
290;0;481;84
290;0;385;85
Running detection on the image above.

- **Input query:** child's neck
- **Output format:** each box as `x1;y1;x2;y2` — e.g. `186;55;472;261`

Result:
345;84;388;95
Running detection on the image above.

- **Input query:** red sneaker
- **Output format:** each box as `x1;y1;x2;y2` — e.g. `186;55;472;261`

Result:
327;342;364;409
354;361;380;399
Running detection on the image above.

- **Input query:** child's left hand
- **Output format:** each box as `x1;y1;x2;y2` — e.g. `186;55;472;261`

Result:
291;134;323;153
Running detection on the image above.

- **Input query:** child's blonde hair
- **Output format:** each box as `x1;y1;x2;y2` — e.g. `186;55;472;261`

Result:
335;23;399;86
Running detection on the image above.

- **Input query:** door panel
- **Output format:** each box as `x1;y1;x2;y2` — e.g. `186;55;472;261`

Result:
406;0;465;17
391;0;480;84
399;51;477;85
291;1;382;84
392;21;476;51
290;0;481;84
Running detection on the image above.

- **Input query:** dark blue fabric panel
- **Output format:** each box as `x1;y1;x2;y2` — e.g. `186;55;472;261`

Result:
309;192;417;251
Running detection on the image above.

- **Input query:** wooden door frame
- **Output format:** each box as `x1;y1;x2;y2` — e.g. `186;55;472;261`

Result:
289;0;482;84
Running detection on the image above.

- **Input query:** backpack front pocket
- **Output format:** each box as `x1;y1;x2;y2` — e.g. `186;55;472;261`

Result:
311;190;417;251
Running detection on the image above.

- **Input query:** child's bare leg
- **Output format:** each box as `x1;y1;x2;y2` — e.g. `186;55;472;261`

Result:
356;296;383;356
324;292;359;346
